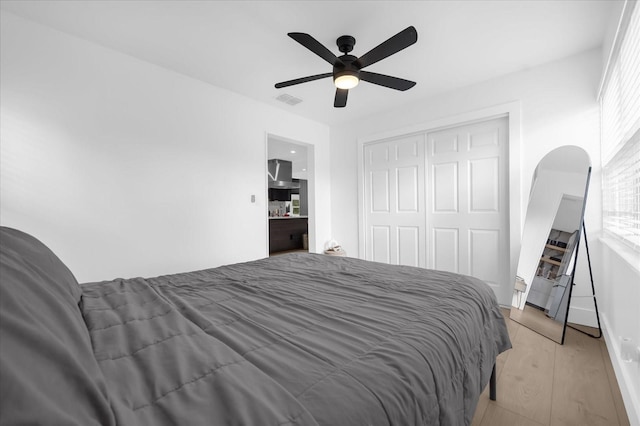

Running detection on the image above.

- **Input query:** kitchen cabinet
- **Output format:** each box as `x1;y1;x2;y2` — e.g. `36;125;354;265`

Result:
269;218;308;254
269;188;292;201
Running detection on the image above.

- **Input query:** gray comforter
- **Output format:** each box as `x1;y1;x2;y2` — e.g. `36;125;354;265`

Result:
81;253;511;425
0;227;510;426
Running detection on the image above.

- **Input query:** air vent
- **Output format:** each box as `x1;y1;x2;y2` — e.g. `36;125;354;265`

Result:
276;93;303;106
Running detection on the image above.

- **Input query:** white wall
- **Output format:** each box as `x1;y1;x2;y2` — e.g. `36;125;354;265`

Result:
600;240;640;425
0;12;331;283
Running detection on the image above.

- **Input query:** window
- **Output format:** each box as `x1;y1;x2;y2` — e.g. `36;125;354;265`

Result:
600;1;640;251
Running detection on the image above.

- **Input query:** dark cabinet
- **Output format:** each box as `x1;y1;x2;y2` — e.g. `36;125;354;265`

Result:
269;218;308;253
268;188;291;201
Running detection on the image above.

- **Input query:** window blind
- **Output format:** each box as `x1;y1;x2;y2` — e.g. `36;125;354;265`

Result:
600;1;640;250
602;130;639;249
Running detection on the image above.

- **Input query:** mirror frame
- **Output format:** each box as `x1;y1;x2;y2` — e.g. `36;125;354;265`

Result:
510;146;591;344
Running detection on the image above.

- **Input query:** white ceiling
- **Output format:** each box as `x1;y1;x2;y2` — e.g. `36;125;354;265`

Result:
0;0;618;126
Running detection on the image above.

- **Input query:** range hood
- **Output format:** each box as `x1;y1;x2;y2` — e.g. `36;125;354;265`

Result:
268;159;300;189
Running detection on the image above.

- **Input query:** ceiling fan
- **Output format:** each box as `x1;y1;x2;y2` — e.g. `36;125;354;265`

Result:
275;26;418;108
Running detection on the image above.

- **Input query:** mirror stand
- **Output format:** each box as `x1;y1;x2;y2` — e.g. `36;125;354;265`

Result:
564;222;602;340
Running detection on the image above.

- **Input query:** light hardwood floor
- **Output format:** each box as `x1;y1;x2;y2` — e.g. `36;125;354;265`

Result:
472;309;630;426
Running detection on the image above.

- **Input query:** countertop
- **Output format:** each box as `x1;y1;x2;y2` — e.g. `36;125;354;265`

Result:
269;216;308;220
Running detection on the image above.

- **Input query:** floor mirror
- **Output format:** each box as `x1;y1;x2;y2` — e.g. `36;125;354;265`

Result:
510;146;591;344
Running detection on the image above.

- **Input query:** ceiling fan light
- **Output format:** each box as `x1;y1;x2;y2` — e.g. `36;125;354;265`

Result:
334;72;359;89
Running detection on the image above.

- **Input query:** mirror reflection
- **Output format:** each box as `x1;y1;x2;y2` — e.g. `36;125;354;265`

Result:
510;146;591;344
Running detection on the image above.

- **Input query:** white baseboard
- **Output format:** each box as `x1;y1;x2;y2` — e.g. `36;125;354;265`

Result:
602;314;640;426
567;305;599;328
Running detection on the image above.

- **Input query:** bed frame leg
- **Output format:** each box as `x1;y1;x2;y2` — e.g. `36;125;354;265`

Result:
489;363;497;401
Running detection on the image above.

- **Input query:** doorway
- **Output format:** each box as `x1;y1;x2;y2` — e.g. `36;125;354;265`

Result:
266;135;314;256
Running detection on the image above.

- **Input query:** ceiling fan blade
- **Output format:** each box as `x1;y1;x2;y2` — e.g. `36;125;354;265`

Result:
288;33;344;66
334;88;348;108
360;71;416;91
275;73;332;89
355;26;418;69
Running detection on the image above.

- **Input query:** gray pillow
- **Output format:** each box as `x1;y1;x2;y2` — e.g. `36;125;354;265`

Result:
0;227;115;425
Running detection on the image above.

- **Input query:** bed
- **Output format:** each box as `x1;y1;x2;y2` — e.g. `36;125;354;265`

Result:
0;226;511;425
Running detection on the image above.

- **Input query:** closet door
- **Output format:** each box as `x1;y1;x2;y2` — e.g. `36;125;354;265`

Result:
426;117;509;295
363;134;426;267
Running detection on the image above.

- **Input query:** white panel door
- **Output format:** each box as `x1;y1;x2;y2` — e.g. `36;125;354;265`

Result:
364;135;426;267
426;117;509;295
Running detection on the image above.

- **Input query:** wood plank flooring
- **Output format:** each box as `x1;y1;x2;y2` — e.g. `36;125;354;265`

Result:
472;309;630;426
